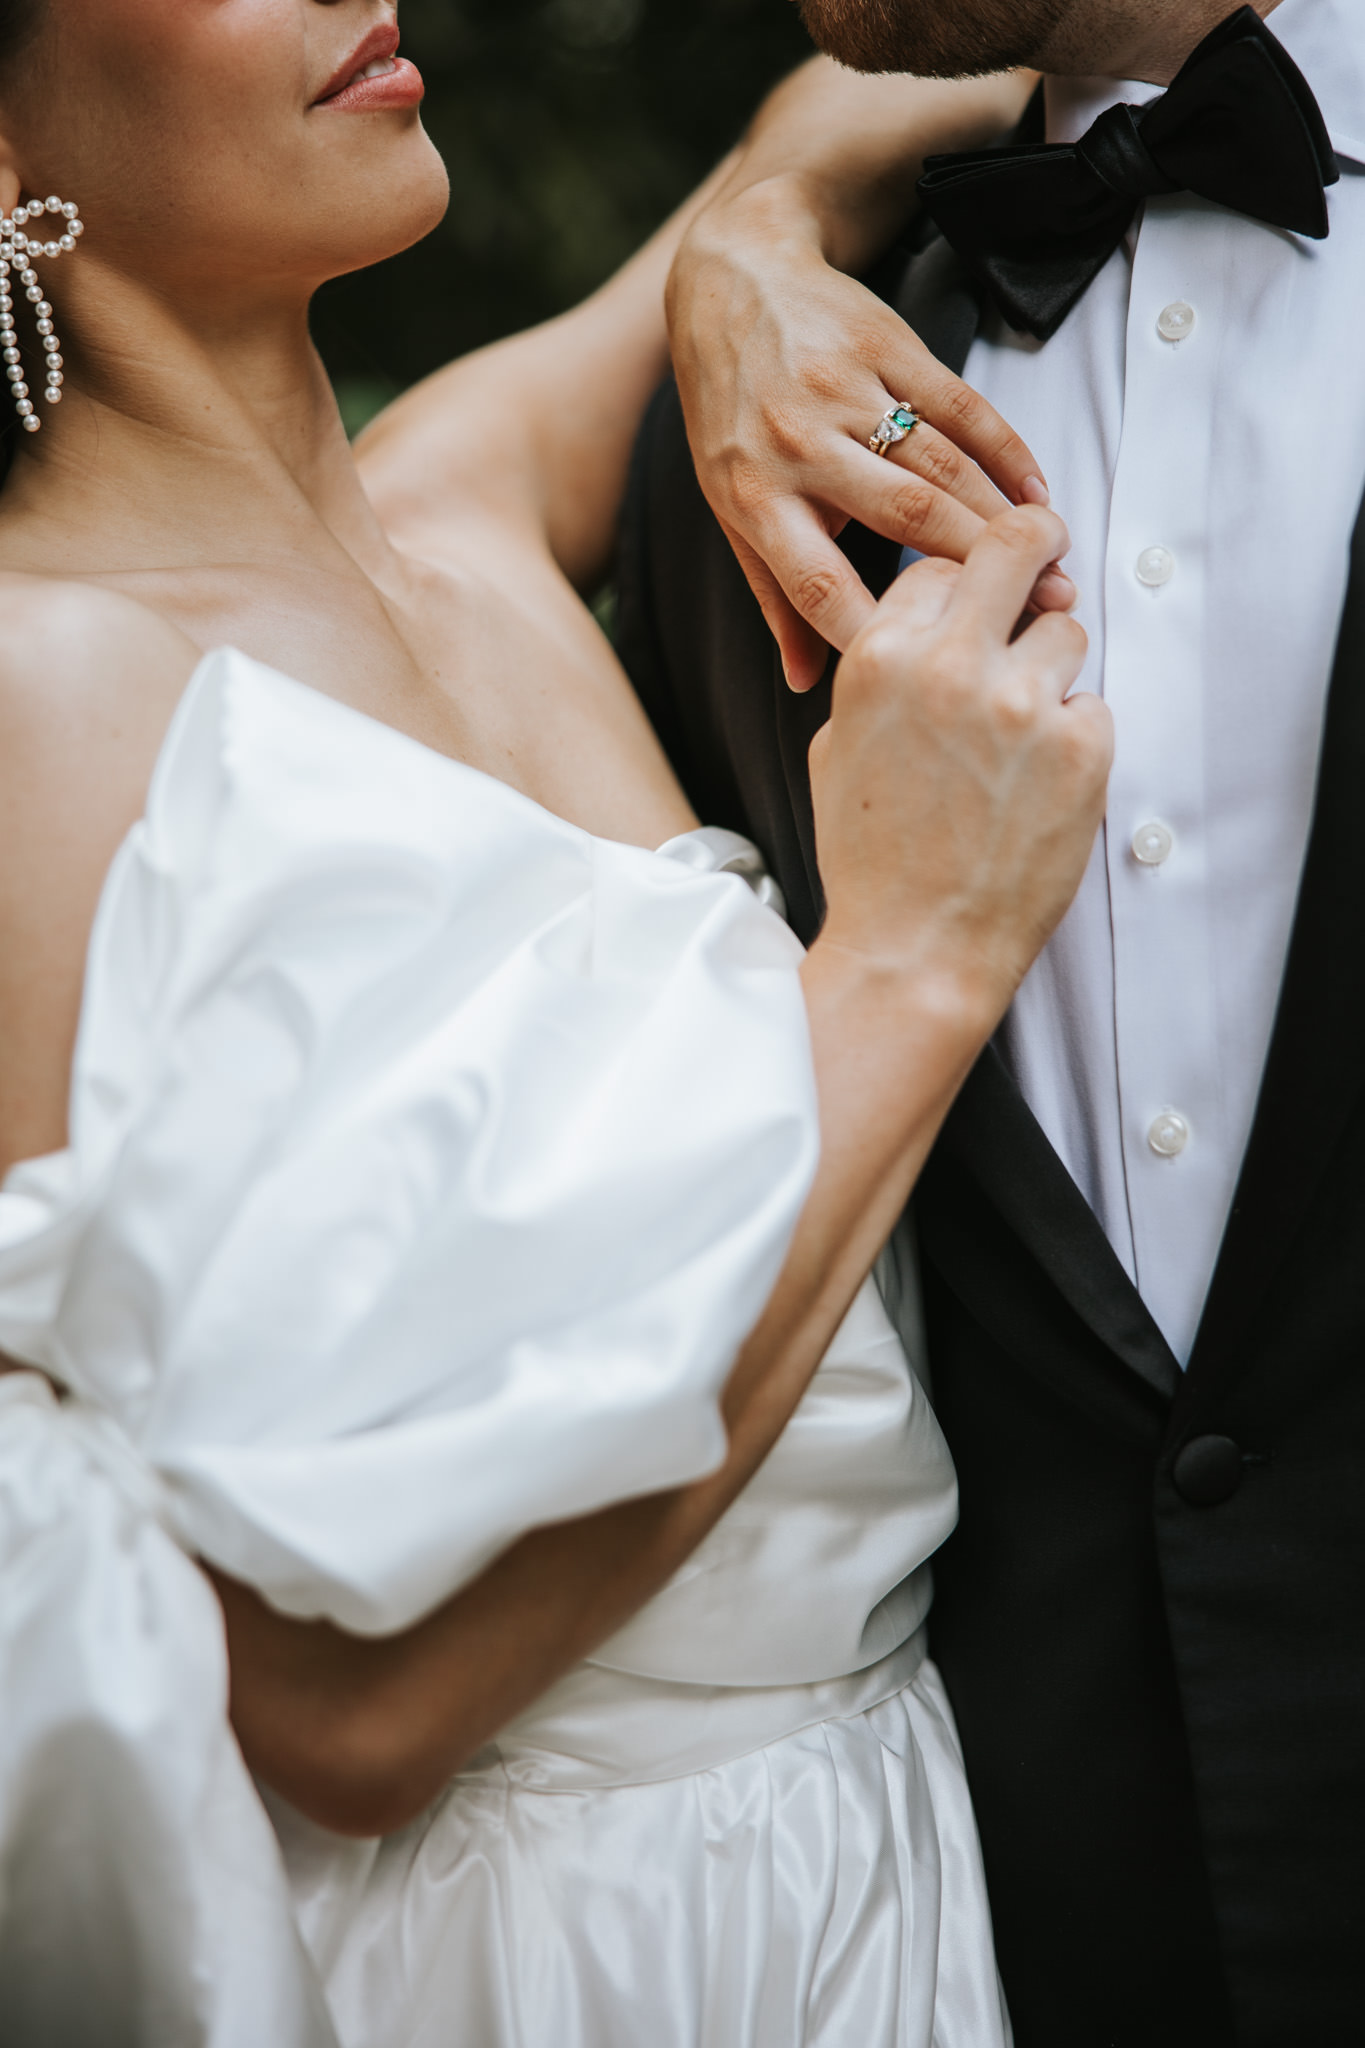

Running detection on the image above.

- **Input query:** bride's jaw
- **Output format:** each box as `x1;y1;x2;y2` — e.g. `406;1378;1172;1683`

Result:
0;1;448;307
0;1;448;556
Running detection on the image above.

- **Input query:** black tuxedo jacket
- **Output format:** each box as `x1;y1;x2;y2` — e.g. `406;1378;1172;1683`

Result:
616;225;1365;2047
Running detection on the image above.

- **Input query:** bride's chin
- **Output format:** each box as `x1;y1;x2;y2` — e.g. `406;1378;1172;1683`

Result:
316;149;451;274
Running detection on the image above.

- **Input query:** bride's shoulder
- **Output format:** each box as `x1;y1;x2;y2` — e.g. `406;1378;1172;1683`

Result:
0;575;198;726
0;576;200;806
0;579;203;1169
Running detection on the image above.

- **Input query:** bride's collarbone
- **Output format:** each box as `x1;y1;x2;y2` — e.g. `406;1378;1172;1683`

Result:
26;541;690;849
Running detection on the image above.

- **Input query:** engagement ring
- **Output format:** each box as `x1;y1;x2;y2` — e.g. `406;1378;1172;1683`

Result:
868;402;920;455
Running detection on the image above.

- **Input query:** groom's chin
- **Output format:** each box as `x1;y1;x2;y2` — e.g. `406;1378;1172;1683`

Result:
794;0;1070;79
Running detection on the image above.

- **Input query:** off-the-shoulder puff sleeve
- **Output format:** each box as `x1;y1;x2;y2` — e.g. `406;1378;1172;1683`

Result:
0;650;818;1635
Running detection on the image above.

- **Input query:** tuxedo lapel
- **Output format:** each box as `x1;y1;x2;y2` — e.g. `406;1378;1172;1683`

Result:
1185;487;1365;1396
930;1052;1181;1402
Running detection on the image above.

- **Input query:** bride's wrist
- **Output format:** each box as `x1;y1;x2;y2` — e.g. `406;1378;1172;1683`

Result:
803;925;1013;1065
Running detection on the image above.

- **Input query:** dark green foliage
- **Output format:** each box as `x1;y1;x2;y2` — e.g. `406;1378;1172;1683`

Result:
313;0;814;427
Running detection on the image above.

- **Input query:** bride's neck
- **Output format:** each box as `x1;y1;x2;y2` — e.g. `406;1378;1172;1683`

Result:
0;257;393;583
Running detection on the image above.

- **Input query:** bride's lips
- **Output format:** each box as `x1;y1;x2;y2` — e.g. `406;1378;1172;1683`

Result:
313;24;424;112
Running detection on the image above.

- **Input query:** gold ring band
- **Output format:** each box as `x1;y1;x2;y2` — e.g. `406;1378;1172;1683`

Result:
868;403;920;456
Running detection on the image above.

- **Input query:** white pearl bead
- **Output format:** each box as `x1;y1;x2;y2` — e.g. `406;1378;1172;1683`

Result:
69;220;83;237
36;318;52;334
45;351;61;368
44;195;61;213
19;267;35;285
24;285;41;303
2;347;17;364
59;235;74;254
12;231;26;249
43;385;60;403
21;414;39;432
16;397;32;414
62;201;77;219
47;369;61;386
35;301;49;318
43;241;58;259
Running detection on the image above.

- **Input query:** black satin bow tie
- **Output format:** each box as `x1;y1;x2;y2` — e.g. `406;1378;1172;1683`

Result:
917;6;1339;343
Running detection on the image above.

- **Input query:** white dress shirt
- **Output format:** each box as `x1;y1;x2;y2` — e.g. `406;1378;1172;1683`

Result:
961;0;1365;1364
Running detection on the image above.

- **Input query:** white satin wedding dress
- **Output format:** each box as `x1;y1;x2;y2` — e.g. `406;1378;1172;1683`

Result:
0;650;1009;2048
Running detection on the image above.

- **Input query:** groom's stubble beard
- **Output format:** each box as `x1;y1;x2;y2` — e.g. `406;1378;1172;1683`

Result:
792;0;1252;81
795;0;1077;77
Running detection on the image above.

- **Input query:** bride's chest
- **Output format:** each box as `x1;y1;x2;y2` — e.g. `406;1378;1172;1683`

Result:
138;547;695;849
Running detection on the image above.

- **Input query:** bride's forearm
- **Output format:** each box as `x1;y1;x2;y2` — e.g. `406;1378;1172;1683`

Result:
360;60;1033;592
356;147;739;592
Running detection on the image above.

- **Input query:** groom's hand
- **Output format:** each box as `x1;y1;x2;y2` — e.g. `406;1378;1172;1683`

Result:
668;172;1072;695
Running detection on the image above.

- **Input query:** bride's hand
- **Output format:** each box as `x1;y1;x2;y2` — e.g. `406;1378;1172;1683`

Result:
811;506;1109;1030
665;76;1071;692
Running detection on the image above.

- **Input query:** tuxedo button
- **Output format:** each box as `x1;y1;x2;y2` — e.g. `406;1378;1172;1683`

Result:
1136;545;1176;588
1157;300;1196;342
1132;819;1174;867
1173;1435;1243;1507
1147;1110;1189;1157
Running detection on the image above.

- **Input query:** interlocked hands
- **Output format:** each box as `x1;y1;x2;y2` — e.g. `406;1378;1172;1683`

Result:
812;508;1110;1021
667;170;1074;693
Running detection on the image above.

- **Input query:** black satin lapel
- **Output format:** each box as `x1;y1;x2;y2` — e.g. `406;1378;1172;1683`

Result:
935;1051;1181;1401
1186;487;1365;1394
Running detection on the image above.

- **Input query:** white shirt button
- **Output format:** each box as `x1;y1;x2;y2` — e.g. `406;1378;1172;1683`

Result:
1157;300;1196;342
1131;819;1175;866
1147;1110;1190;1158
1136;545;1176;588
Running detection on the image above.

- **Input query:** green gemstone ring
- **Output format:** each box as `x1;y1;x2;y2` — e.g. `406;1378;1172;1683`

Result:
868;403;920;456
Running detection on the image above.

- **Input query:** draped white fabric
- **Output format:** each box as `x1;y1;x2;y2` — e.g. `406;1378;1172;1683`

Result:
272;1660;1010;2048
0;650;818;1633
0;650;1006;2045
0;651;821;2041
0;1373;338;2048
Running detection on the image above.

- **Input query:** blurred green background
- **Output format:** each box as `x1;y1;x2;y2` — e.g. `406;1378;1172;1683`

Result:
314;0;815;435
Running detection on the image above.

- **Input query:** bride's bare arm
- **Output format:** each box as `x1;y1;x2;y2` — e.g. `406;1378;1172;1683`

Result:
215;505;1111;1838
353;59;1039;596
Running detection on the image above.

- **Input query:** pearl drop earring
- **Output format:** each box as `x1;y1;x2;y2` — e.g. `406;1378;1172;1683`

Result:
0;195;83;435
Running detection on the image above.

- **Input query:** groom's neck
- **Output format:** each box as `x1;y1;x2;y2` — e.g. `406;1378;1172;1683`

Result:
1039;0;1283;87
